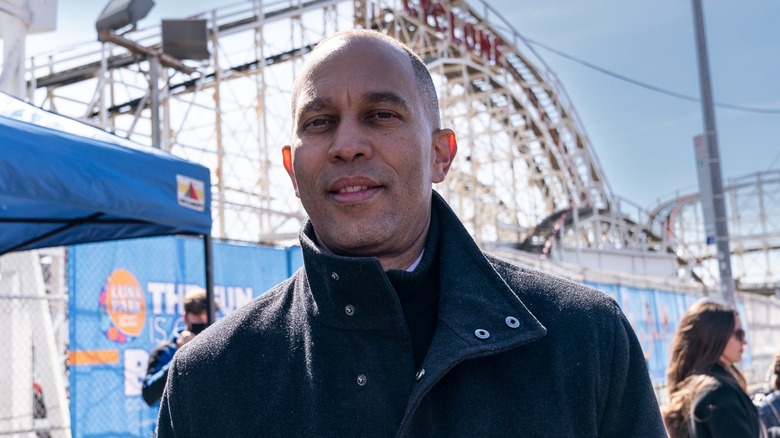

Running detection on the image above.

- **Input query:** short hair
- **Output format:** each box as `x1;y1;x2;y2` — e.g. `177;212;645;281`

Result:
183;288;208;314
772;351;780;392
294;29;441;129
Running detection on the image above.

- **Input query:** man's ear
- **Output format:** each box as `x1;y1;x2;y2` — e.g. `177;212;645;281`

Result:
431;129;458;183
281;145;300;197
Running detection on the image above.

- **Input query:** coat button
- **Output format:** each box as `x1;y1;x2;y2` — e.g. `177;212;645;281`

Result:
356;374;367;386
505;316;520;328
331;272;339;280
474;329;490;340
345;305;355;316
415;369;426;381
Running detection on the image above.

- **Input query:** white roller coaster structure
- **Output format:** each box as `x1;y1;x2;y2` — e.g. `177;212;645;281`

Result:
11;0;775;293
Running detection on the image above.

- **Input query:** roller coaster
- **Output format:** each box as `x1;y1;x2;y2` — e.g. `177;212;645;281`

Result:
14;0;775;294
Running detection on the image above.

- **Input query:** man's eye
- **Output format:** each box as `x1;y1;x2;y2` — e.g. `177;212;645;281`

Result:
370;111;396;120
302;117;333;131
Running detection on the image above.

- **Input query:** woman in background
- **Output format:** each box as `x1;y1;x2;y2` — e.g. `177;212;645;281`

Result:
663;299;762;437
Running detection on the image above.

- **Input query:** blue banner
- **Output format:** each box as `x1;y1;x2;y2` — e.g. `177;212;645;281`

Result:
585;282;752;386
68;236;301;437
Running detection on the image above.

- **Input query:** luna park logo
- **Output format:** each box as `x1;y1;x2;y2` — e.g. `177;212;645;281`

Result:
99;269;147;343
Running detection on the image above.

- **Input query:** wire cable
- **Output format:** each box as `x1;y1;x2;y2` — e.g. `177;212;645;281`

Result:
767;150;780;171
523;36;780;115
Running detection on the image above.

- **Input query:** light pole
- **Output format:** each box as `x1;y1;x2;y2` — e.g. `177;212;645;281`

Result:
691;0;736;304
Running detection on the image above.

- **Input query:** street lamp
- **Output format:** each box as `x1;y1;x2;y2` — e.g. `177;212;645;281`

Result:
95;0;154;33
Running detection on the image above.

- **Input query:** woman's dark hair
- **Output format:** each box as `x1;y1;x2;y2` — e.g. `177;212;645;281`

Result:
663;374;718;438
663;299;747;437
667;299;742;392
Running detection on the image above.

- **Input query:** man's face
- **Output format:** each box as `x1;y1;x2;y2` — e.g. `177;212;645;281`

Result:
283;37;454;267
184;310;208;332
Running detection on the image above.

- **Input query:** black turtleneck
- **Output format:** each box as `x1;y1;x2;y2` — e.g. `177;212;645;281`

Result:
385;207;440;370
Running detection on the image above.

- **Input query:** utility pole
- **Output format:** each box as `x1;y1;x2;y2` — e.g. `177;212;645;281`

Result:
691;0;736;304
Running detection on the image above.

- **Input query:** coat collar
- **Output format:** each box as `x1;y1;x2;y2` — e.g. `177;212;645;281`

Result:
427;191;547;360
296;191;547;350
702;362;742;389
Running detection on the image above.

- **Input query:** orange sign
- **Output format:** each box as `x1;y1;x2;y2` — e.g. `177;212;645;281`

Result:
103;269;147;337
69;349;120;365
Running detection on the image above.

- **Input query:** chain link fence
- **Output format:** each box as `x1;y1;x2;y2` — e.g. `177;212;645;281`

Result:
0;249;69;438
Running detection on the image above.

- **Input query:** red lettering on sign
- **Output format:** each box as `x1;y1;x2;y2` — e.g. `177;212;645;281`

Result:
402;0;417;17
401;0;505;67
448;11;462;45
463;23;475;50
431;3;447;32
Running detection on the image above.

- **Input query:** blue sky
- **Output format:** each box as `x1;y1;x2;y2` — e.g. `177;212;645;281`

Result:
15;0;780;210
493;0;780;209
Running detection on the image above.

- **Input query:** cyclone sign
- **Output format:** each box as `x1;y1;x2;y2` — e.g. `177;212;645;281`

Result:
99;269;147;343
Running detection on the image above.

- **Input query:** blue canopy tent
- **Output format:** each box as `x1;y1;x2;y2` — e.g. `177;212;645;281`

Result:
0;92;216;321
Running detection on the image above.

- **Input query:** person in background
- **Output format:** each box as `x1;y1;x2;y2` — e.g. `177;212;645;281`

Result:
663;299;763;437
142;288;209;406
755;352;780;434
157;29;665;437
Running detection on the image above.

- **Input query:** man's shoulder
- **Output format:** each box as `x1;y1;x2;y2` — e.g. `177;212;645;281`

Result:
216;273;298;328
484;252;618;313
174;273;301;363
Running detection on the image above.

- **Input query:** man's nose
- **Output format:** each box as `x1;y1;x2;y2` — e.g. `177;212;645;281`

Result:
328;118;373;162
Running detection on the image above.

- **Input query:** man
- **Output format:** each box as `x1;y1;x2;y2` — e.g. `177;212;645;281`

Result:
158;30;665;436
142;288;209;406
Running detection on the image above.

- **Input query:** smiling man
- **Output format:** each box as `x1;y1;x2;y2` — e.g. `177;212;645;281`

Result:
157;30;665;437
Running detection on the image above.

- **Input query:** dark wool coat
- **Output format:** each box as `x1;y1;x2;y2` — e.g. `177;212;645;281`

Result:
690;364;762;437
157;193;665;437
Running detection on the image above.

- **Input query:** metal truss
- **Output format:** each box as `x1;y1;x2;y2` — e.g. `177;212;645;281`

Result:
649;170;780;293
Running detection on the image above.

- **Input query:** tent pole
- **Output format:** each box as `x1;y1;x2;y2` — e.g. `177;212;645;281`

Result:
149;55;162;148
204;234;215;325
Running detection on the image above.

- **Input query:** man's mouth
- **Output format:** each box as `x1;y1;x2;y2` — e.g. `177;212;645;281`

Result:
336;185;370;194
327;175;383;202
